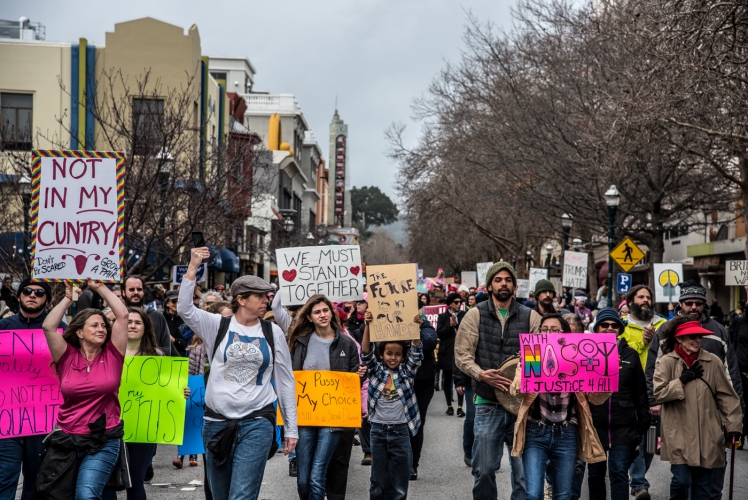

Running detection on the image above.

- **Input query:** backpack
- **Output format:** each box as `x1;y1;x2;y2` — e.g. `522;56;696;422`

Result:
204;317;276;388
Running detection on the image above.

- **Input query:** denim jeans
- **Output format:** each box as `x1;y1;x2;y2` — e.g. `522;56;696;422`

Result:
325;428;355;500
463;387;475;460
0;435;45;500
670;464;713;500
546;458;585;500
369;423;412;500
202;417;274;500
409;379;434;470
588;445;636;500
629;434;653;491
523;421;577;500
296;426;342;500
75;438;121;500
472;403;525;500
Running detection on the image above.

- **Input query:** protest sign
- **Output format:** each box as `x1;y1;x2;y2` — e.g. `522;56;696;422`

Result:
423;304;466;326
30;150;125;282
294;370;361;427
520;333;619;393
528;268;548;293
172;263;207;285
563;251;588;288
654;263;683;303
178;375;206;455
417;279;428;294
120;356;189;444
516;279;531;299
726;261;748;286
0;329;63;438
476;262;493;286
276;245;363;306
366;263;420;341
461;271;477;288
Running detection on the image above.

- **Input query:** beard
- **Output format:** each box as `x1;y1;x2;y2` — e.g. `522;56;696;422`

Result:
491;287;513;302
630;301;654;321
538;297;554;312
124;295;142;308
20;300;46;315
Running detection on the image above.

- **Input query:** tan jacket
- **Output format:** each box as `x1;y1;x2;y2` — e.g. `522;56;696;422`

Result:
509;367;610;463
654;349;742;469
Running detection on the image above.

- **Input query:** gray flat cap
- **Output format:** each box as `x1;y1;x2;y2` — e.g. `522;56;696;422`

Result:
231;275;274;296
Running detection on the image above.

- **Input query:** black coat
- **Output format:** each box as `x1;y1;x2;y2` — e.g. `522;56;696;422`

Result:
589;338;650;448
436;309;466;370
731;314;748;372
291;327;360;372
164;311;187;355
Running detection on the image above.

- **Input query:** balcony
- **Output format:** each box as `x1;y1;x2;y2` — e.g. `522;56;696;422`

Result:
241;93;301;115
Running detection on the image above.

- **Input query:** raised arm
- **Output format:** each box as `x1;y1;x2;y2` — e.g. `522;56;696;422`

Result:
42;281;75;362
271;292;293;335
362;311;373;355
177;248;222;345
88;278;128;355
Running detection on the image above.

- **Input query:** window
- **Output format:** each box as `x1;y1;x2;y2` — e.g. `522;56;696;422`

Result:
1;93;33;150
293;194;302;226
132;98;164;155
310;157;316;183
309;209;316;230
279;171;292;210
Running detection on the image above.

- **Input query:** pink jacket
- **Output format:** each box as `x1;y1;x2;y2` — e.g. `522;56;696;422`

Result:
341;328;369;415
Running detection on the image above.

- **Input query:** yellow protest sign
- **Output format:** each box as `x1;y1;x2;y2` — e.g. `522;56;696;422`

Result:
366;263;420;341
286;370;361;427
119;356;189;444
610;237;645;273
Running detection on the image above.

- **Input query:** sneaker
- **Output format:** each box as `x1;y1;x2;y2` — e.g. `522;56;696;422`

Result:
289;458;297;477
409;467;418;480
144;464;154;483
457;407;466;418
361;453;372;466
464;455;471;467
353;435;361;446
633;490;650;500
172;458;183;469
545;485;553;500
189;459;198;467
446;406;454;416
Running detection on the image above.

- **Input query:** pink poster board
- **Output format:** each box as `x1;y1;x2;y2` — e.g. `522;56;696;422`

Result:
0;329;63;438
519;333;619;393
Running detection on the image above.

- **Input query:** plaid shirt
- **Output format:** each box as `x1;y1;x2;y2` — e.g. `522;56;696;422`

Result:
363;343;423;436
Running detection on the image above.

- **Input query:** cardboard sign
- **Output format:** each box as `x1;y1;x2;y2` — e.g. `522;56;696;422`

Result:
654;263;683;303
726;261;748;286
294;370;361;427
172;263;207;285
461;271;477;288
120;356;189;444
276;245;363;306
516;279;531;299
476;262;494;286
366;264;420;341
528;268;548;295
178;375;206;455
563;251;588;288
30;150;125;282
0;329;63;438
520;333;619;393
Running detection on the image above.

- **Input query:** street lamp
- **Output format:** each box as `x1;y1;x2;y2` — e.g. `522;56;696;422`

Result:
316;223;329;245
561;214;573;251
605;184;620;304
306;232;314;244
545;243;553;276
526;250;533;271
20;176;31;270
572;238;582;252
278;208;297;247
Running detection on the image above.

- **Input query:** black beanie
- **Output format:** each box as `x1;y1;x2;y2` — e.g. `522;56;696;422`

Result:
17;276;52;300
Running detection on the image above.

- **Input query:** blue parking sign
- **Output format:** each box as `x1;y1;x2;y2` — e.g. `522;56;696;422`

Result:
617;273;632;294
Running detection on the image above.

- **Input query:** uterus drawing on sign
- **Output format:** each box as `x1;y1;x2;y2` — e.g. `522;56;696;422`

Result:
62;253;101;274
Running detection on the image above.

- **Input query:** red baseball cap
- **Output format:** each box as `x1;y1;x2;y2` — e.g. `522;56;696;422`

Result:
215;285;225;291
674;320;711;338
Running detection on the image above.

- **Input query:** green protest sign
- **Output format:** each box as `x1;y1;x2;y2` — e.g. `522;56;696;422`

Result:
119;356;189;444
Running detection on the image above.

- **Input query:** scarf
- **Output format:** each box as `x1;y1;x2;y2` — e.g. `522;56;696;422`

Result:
674;342;699;368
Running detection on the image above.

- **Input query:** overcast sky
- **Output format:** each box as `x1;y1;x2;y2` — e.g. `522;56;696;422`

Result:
4;0;515;203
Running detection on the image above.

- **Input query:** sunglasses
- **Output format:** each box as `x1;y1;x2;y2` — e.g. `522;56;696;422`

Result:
683;300;705;307
22;288;46;297
452;301;462;305
597;321;620;330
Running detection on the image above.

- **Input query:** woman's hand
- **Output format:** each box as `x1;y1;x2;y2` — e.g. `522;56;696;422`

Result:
190;247;210;269
86;277;103;291
357;365;367;377
284;437;298;455
64;281;80;299
364;311;373;323
414;314;423;325
184;387;191;399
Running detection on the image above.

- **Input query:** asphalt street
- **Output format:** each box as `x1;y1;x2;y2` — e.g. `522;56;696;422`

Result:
17;394;748;499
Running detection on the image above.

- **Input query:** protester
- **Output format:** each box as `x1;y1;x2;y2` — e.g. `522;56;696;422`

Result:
200;290;222;309
653;317;742;500
0;275;18;313
453;360;475;467
346;298;367;343
123;275;177;356
731;286;748;445
709;298;724;324
177;247;298;500
146;284;166;311
437;292;466;416
455;261;541;500
0;278;66;500
361;310;423;500
574;297;593;329
467;293;477;309
287;295;359;500
588;308;650;500
163;289;187;355
534;279;558;316
618;300;629;320
596;284;609;310
510;313;610;500
36;279;129;499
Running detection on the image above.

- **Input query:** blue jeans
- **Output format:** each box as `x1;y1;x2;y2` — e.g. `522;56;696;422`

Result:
296;426;341;500
0;435;46;500
588;445;636;500
523;421;577;500
463;387;475;460
103;442;157;500
670;464;713;500
75;438;121;500
546;459;585;500
202;417;274;500
472;403;525;500
369;423;412;500
629;434;653;491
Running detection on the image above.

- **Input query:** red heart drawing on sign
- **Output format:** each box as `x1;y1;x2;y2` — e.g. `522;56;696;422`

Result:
350;266;360;276
282;270;297;282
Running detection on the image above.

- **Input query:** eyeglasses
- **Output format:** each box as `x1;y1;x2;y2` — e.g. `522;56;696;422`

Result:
683;300;705;307
540;327;562;333
22;288;46;297
597;321;620;330
452;301;462;305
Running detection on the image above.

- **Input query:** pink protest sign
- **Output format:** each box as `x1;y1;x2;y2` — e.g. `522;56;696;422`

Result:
423;304;466;327
519;333;619;393
0;329;63;438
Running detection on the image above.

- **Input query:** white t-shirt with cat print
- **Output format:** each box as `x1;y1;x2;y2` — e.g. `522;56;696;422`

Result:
177;278;298;438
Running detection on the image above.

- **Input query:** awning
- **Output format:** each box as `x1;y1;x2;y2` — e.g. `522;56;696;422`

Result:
209;247;240;273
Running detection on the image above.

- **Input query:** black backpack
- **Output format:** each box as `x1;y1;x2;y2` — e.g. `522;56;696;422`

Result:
204;317;276;388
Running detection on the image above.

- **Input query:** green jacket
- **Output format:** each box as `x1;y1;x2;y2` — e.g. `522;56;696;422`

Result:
620;316;667;371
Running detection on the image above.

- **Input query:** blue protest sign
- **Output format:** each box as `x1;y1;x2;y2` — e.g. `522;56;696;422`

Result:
616;273;632;294
178;375;206;455
172;263;207;285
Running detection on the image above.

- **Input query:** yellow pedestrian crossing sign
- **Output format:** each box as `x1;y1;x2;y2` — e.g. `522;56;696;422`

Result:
610;237;645;273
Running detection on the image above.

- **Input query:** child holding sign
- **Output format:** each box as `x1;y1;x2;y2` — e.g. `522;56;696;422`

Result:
361;310;423;500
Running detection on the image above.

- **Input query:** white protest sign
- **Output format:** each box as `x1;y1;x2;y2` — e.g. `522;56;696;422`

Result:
276;245;363;306
563;251;588;288
654;263;683;303
516;279;531;299
529;268;548;294
476;262;493;287
725;261;748;286
30;150;124;282
461;271;477;288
